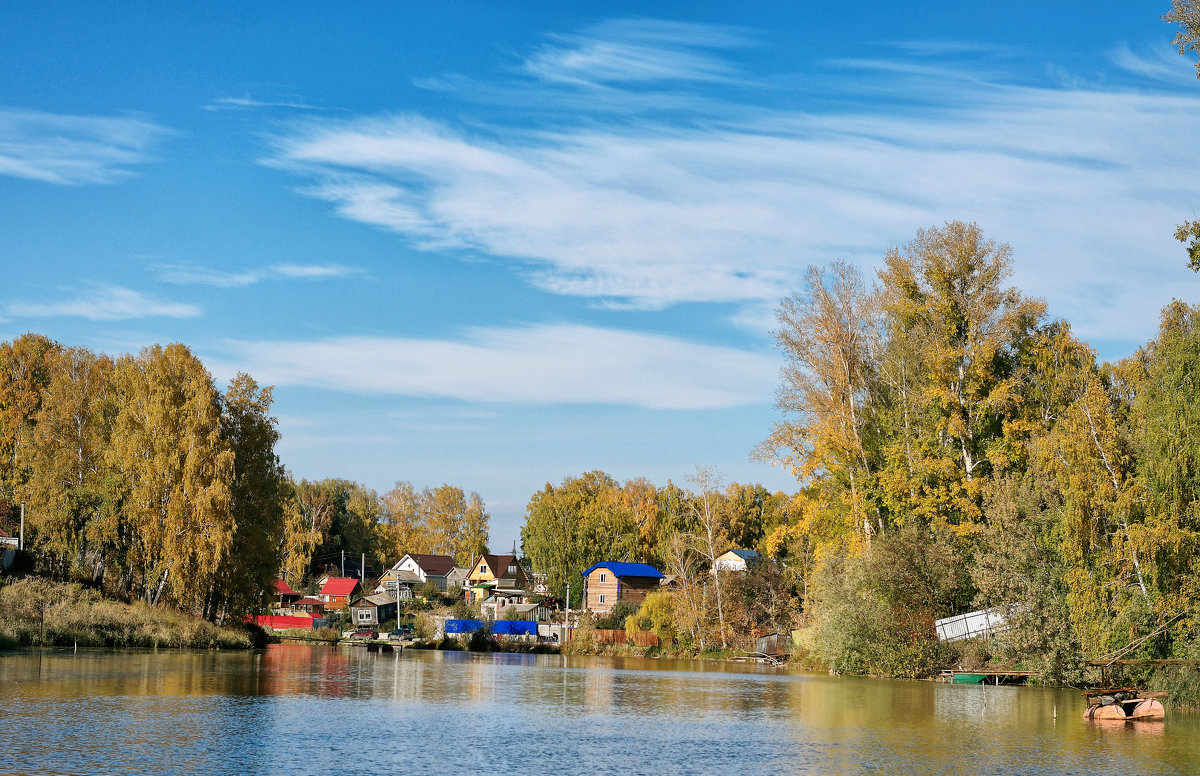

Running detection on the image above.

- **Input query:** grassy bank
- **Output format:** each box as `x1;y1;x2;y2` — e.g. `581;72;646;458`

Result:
0;577;267;650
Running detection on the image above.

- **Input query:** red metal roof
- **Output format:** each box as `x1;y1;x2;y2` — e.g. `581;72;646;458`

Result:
275;579;298;595
320;577;360;596
294;596;324;607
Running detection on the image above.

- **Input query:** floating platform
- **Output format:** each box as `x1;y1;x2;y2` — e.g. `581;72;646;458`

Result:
941;670;1035;685
1083;689;1167;721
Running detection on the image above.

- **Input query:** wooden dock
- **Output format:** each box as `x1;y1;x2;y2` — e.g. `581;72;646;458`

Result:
941;670;1035;685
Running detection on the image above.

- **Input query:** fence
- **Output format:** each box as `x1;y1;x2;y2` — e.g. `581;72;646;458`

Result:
934;606;1010;642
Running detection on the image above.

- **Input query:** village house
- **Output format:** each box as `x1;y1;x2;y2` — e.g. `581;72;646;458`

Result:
317;577;361;610
712;548;759;574
292;596;325;614
467;553;529;603
582;562;664;614
274;579;303;609
349;593;398;628
389;553;457;590
377;568;421;601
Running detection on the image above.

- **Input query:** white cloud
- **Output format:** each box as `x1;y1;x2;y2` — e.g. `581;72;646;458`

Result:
0;107;167;184
213;324;778;410
203;96;323;111
267;21;1200;345
8;285;200;321
1110;42;1196;83
154;262;363;286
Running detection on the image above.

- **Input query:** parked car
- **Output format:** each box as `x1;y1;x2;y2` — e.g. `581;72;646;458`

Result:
388;626;415;641
351;628;378;640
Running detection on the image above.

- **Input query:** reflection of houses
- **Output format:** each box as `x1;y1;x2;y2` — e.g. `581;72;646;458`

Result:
389;553;457;590
712;548;759;573
583;562;664;614
0;529;18;549
318;577;361;610
350;594;398;628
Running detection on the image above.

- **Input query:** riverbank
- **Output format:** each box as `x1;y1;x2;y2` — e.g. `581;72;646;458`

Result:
0;577;267;650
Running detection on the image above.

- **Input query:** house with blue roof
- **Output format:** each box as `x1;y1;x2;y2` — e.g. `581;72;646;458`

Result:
712;548;760;574
582;561;664;614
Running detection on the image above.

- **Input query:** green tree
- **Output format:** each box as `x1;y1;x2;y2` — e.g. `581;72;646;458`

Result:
210;373;286;620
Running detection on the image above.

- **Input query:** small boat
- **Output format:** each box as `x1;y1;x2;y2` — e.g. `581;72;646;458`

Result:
1082;688;1166;721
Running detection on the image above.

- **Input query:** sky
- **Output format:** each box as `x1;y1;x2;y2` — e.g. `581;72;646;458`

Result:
3;2;1200;551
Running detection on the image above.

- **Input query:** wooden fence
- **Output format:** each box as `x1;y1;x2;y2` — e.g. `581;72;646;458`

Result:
583;628;660;646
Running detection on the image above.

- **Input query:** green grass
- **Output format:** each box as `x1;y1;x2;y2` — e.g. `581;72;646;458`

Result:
0;577;263;650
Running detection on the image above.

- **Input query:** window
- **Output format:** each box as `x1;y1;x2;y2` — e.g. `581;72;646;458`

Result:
358;611;371;621
480;564;486;573
599;573;606;583
598;594;606;604
507;564;517;574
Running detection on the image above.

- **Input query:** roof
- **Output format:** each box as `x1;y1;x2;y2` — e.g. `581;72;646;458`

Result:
353;593;397;608
393;570;422;583
477;554;524;578
275;579;298;595
720;549;760;561
399;553;457;576
320;577;360;596
294;596;324;607
583;562;665;580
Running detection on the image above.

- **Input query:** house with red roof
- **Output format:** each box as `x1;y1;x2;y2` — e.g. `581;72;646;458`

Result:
317;577;361;610
274;579;303;609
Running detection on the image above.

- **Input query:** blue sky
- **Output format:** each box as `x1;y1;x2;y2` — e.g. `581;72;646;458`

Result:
3;2;1200;550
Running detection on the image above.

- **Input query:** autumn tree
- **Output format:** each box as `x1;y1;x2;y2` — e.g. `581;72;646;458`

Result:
763;261;879;540
876;221;1045;528
0;333;58;503
281;479;333;584
21;346;115;580
380;481;489;566
107;344;235;609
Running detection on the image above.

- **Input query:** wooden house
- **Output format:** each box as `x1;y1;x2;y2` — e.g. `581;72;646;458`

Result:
274;579;303;609
378;569;421;600
468;554;528;590
712;548;759;574
350;594;398;628
293;596;325;614
582;562;664;614
318;577;361;610
445;566;470;592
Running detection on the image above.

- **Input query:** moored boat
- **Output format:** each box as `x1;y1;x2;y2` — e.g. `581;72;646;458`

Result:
1082;689;1167;721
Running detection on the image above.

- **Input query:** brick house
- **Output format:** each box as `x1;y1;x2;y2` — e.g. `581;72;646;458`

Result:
582;562;664;614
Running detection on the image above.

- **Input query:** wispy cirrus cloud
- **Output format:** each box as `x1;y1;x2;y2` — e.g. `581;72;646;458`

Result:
1110;41;1196;82
212;324;777;410
0;107;168;184
153;262;363;286
267;20;1200;344
203;95;326;112
8;285;200;320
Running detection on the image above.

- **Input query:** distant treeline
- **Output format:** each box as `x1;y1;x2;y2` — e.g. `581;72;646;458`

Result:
0;336;489;621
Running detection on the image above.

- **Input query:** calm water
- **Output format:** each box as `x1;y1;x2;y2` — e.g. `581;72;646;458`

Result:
2;644;1199;775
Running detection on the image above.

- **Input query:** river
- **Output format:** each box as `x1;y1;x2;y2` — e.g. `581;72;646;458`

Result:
2;643;1198;775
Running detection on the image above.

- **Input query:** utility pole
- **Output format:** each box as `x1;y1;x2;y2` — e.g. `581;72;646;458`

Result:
20;502;25;551
361;552;365;580
564;582;570;644
341;550;345;577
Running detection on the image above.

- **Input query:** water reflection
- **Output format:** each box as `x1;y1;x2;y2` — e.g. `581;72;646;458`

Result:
1;645;1198;775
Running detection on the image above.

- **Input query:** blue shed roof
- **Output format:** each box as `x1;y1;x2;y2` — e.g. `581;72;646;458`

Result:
583;562;665;580
727;548;759;560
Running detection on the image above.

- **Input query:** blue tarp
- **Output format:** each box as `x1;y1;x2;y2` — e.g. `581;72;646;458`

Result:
492;621;537;636
443;619;537;636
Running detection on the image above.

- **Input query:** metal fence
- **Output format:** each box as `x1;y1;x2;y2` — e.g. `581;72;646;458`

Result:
934;607;1010;642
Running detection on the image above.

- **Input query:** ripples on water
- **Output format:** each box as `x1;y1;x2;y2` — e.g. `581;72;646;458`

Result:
1;644;1197;775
